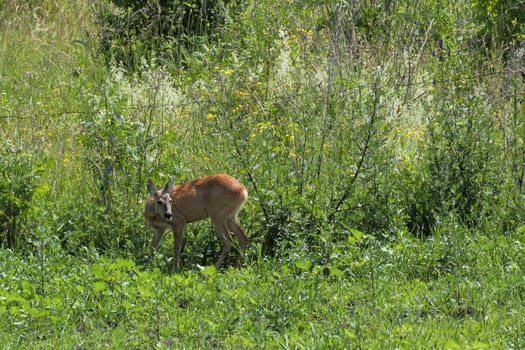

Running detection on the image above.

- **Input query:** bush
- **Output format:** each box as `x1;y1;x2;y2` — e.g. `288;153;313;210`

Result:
472;0;525;51
0;143;43;248
97;0;232;69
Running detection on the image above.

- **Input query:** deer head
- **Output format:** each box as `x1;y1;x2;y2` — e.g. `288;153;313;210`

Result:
146;176;175;221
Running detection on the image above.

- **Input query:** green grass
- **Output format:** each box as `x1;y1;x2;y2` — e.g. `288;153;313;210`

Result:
1;229;524;348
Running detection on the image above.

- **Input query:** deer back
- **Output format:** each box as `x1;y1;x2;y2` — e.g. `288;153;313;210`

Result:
170;174;248;223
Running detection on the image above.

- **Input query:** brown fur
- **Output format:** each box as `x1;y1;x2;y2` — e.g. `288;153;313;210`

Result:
145;174;248;270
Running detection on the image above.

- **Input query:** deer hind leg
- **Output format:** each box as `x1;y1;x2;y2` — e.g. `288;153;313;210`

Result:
212;218;234;269
227;217;248;266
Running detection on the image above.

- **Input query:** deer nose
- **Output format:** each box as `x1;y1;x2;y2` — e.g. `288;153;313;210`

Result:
164;213;172;221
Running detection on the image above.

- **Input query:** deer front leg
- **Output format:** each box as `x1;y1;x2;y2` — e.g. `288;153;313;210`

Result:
150;227;165;255
172;224;185;271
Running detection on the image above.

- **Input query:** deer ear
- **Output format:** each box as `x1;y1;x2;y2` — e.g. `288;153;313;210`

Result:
164;176;175;194
147;179;158;196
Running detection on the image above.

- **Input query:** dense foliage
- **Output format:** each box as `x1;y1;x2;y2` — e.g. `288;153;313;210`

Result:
98;0;230;68
1;0;525;347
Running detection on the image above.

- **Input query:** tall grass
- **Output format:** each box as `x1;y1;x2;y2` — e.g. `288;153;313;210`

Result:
2;0;523;252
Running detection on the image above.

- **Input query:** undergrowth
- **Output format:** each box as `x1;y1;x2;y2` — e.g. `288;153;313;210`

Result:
1;228;524;348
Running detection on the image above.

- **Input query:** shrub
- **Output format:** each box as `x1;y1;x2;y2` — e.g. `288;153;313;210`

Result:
472;0;525;52
97;0;232;69
0;143;43;248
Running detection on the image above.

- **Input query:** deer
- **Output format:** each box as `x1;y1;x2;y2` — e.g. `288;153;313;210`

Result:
145;174;249;270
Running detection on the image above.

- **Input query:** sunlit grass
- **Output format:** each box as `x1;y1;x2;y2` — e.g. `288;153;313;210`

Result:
0;230;523;348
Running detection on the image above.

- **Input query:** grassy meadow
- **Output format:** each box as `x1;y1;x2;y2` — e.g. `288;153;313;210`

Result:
1;0;525;348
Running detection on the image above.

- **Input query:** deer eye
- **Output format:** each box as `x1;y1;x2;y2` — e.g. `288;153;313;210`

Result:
157;200;163;205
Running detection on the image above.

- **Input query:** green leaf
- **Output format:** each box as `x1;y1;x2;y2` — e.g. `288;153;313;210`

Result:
330;267;345;277
199;265;218;278
138;285;154;298
444;339;461;349
294;259;311;271
350;228;365;241
470;342;489;350
93;281;106;293
91;264;105;279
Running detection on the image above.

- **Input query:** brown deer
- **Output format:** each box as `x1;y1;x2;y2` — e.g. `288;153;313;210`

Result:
145;174;249;270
